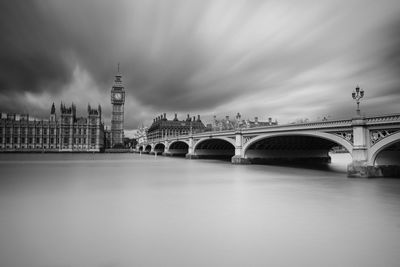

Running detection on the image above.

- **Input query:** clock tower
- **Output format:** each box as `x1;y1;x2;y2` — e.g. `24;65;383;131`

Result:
111;65;125;147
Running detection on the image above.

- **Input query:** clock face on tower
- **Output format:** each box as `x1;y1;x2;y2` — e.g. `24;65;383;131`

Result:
114;92;122;101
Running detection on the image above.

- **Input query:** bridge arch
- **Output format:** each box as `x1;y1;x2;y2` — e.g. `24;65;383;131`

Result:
368;131;400;165
167;140;189;156
167;140;189;149
154;143;165;154
243;131;353;153
193;137;235;159
144;144;152;153
243;131;353;164
194;137;236;149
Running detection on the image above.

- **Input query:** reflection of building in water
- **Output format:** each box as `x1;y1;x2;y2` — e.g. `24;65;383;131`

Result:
211;113;278;131
147;113;206;141
0;103;104;152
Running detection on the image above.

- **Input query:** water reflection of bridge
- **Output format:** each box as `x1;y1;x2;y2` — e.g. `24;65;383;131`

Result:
138;114;400;178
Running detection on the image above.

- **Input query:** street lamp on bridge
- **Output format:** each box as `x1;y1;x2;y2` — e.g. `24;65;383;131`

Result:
352;85;364;116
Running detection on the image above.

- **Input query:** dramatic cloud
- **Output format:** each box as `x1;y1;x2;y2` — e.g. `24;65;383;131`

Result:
0;0;400;128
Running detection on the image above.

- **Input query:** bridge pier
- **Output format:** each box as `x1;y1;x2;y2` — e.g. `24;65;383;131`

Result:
162;145;170;156
347;117;383;178
185;153;200;159
185;136;199;159
231;130;250;164
347;163;383;178
231;156;250;164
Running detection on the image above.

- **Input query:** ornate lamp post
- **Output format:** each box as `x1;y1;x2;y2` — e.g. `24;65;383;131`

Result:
352;85;364;116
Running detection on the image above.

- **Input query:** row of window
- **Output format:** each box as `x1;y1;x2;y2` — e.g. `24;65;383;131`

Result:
1;128;98;136
113;105;124;112
0;137;98;145
1;126;99;134
1;128;58;135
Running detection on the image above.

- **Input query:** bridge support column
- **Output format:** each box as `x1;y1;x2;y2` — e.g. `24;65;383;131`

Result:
162;141;171;156
232;130;250;164
348;117;383;178
185;136;199;159
149;144;156;155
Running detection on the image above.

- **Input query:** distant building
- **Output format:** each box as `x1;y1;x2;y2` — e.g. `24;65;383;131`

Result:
147;113;206;141
0;103;104;152
211;113;278;131
123;137;137;148
135;123;148;146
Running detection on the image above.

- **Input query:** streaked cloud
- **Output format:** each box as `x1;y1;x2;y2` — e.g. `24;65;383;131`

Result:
0;0;399;127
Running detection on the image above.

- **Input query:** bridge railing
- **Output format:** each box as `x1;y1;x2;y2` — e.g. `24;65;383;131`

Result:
365;113;400;124
139;113;400;145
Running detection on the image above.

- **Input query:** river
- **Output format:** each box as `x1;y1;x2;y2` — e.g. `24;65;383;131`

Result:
0;153;400;267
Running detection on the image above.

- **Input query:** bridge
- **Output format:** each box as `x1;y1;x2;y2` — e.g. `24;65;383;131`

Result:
137;114;400;178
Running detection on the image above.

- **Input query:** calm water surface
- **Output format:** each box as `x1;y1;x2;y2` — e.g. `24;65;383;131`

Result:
0;153;400;267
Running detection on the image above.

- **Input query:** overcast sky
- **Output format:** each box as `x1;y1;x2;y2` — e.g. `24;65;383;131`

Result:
0;0;399;129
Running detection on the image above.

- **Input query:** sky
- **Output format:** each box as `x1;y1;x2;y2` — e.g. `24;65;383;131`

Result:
0;0;399;130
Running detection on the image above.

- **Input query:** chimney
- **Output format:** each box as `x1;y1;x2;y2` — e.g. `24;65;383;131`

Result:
254;117;258;123
197;115;201;121
226;116;229;121
174;113;178;121
268;117;272;124
193;116;196;122
164;113;166;120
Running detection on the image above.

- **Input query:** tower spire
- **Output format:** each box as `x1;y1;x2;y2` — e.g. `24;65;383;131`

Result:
117;63;120;74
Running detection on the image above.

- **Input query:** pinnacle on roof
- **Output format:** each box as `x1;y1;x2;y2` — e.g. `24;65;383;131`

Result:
113;63;123;85
51;103;56;114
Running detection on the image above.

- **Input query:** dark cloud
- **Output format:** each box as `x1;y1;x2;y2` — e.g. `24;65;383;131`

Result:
0;0;400;128
0;1;74;94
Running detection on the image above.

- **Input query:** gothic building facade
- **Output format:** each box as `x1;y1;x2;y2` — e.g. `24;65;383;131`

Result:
0;103;104;152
